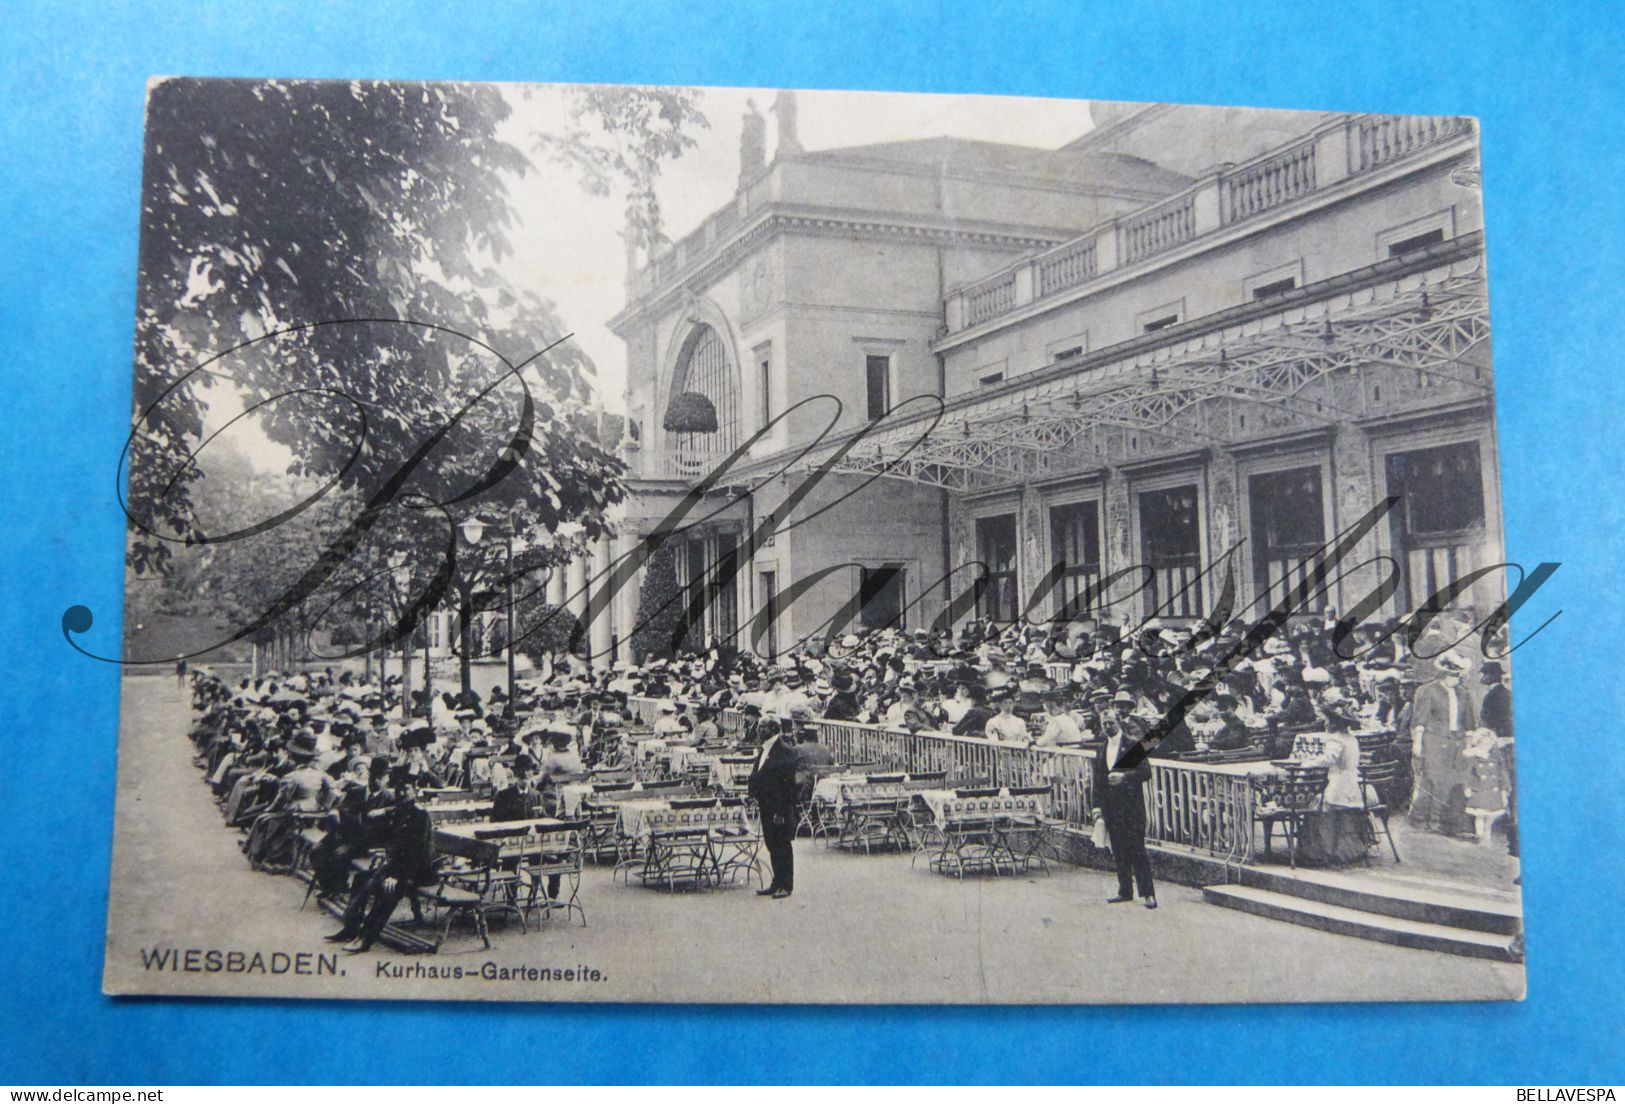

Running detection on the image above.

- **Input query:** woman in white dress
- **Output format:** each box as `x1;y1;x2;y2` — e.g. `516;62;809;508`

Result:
1295;728;1375;865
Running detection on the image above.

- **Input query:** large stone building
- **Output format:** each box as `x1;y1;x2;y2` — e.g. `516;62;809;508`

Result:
577;97;1496;662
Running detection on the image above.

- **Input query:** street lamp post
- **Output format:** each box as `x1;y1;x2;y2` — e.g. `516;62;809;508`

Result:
389;551;413;723
460;513;517;718
422;618;432;714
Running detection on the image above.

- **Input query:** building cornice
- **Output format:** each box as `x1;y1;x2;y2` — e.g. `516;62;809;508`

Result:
770;147;1180;205
1356;396;1493;434
608;208;1071;334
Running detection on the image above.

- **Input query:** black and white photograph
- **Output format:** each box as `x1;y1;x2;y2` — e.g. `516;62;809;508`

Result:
103;79;1523;1005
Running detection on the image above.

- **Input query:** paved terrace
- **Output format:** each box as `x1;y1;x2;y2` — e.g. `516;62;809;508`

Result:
105;677;1523;1004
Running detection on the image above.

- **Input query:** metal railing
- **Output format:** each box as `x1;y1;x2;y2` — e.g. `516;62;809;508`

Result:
623;448;732;482
625;697;1260;860
1144;757;1257;861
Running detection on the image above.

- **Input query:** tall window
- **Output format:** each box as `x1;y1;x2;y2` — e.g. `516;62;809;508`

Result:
758;571;779;660
759;353;773;429
1049;501;1101;621
974;514;1019;623
865;354;891;420
1249;466;1327;612
858;564;907;630
683;536;709;647
1139;485;1203;618
670;324;740;453
1385;441;1486;611
711;532;740;641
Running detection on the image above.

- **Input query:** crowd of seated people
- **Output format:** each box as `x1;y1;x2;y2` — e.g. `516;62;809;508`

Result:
589;609;1508;856
182;604;1513;935
605;612;1412;757
185;666;628;951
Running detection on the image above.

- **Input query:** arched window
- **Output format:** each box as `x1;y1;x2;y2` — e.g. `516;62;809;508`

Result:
667;324;740;455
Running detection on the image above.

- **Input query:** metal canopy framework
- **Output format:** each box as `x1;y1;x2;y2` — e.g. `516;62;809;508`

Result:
774;252;1492;494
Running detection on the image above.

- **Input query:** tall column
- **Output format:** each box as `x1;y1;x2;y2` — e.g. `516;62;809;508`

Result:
1206;449;1244;614
1329;425;1382;619
945;496;976;631
547;562;567;609
1101;468;1134;622
608;534;629;659
1017;482;1046;624
590;537;614;668
616;533;647;661
566;556;589;621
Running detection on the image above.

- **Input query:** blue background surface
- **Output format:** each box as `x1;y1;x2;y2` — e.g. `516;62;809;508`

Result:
1;0;1620;1085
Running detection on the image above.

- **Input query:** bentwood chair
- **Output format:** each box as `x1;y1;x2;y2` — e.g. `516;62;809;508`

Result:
429;860;525;951
294;822;335;910
514;821;588;928
709;811;765;887
795;765;847;839
580;800;624;865
1357;760;1403;863
1256;765;1329;869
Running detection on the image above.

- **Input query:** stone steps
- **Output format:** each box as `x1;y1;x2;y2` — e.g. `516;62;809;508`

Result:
1233;865;1522;935
1202;883;1523;961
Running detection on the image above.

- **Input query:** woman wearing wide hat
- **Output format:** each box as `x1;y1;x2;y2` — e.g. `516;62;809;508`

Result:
1408;650;1479;835
243;730;333;870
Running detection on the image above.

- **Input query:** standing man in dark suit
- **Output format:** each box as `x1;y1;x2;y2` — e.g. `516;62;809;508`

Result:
748;720;799;899
1479;661;1517;863
1092;691;1157;909
328;766;437;953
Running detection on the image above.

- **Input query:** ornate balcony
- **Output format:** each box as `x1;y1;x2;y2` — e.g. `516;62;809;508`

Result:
622;447;733;484
943;114;1474;336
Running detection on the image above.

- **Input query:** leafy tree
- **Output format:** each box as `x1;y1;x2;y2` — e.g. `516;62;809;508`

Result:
511;593;586;660
126;79;706;674
531;85;708;256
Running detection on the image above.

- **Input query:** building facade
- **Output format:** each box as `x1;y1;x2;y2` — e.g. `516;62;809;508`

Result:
579;99;1496;662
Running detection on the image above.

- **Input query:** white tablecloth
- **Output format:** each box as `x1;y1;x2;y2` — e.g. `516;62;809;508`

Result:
616;798;673;840
557;783;596;816
667;745;717;773
916;787;1014;827
810;774;868;806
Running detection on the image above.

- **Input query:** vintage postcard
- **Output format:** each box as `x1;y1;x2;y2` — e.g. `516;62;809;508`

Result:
102;79;1527;1003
